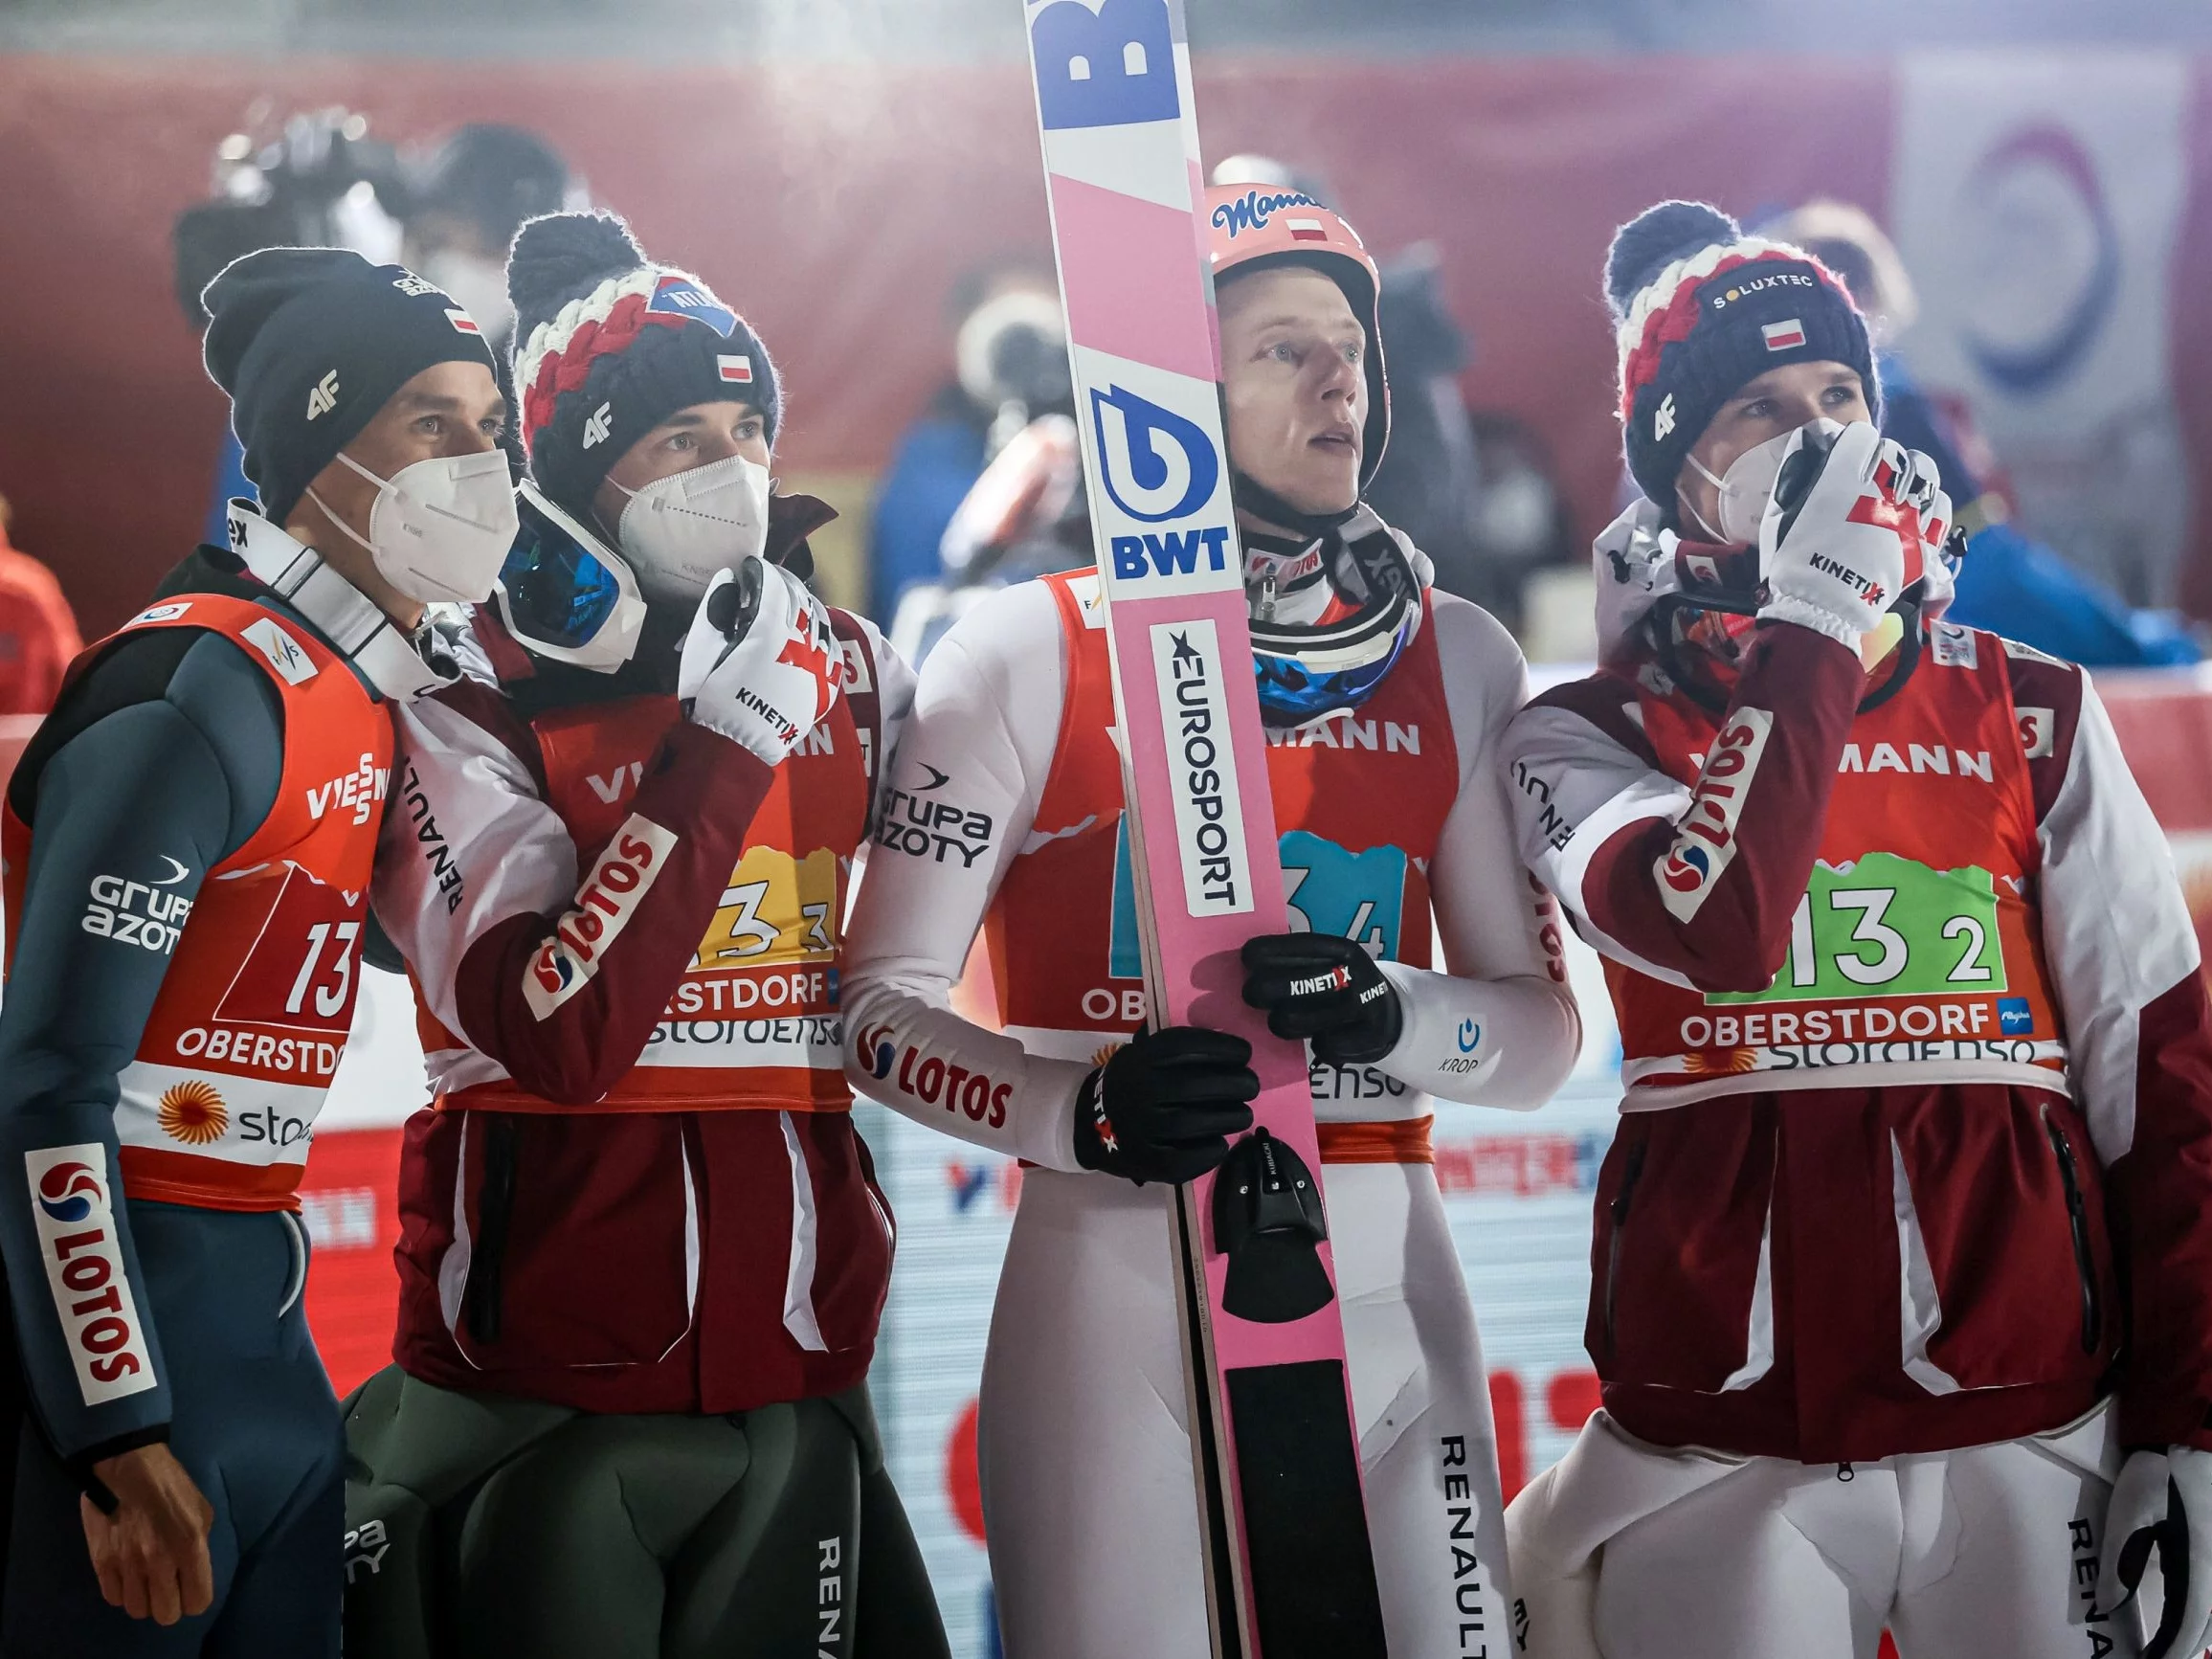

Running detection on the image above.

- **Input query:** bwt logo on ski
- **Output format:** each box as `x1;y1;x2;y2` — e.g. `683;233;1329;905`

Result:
1089;384;1228;580
1028;0;1178;131
1654;706;1773;925
1150;621;1254;918
524;816;679;1019
23;1146;156;1406
306;752;391;827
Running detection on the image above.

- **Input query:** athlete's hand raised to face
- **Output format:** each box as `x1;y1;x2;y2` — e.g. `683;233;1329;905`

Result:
678;555;844;767
81;1443;215;1625
1757;419;1933;647
1073;1025;1258;1186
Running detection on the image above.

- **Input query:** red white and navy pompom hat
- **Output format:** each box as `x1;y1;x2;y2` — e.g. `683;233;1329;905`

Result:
506;212;780;527
1607;200;1876;522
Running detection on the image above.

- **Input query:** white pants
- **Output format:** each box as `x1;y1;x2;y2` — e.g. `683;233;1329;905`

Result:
1508;1406;2138;1659
979;1161;1513;1658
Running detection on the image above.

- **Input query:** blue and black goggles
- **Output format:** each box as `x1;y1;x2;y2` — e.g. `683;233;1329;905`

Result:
494;481;645;670
1247;533;1423;728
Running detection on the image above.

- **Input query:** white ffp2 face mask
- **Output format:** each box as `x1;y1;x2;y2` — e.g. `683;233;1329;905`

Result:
1682;416;1844;546
307;447;520;607
612;451;772;606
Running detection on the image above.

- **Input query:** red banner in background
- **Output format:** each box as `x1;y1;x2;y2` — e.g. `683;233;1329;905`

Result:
1;52;1894;636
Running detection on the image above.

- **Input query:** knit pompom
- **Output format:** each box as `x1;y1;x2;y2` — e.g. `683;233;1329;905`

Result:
506;212;646;342
1604;201;1739;319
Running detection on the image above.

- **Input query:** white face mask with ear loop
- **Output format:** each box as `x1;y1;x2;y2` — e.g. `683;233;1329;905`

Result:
1680;417;1845;546
305;447;520;607
610;450;772;607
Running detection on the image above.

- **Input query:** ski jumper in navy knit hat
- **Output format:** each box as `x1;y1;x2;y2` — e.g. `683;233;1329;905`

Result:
1606;201;1877;526
506;213;781;531
202;246;501;524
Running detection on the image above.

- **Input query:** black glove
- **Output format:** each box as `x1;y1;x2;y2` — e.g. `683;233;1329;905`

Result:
1240;931;1403;1065
1072;1025;1258;1186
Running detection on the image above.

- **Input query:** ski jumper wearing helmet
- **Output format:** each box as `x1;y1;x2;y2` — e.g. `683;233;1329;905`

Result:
836;183;1579;1657
1494;201;2212;1659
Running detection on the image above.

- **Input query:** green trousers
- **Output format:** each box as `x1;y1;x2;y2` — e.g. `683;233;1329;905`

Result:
340;1367;950;1659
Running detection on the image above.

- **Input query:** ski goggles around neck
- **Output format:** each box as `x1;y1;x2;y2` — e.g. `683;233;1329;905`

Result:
493;480;647;672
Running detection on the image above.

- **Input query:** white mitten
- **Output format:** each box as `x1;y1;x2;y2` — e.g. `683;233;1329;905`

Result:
1756;419;1925;646
678;557;843;766
2100;1446;2212;1657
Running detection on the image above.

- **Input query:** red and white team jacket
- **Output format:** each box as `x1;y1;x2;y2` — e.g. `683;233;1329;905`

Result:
372;606;912;1416
4;592;391;1212
839;562;1580;1175
1502;617;2212;1462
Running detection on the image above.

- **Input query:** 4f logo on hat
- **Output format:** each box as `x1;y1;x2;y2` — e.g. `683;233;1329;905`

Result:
582;401;614;449
1653;392;1675;442
306;370;340;420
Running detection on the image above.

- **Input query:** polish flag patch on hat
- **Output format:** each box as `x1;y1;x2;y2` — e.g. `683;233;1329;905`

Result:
445;308;482;336
1761;318;1806;351
718;355;754;385
1286;217;1329;242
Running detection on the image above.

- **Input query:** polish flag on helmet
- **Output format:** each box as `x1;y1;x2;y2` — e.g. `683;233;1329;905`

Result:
1286;217;1329;242
1761;318;1806;351
718;355;754;385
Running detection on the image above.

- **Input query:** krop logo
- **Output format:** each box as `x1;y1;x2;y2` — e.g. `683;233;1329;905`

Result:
36;1161;101;1223
1090;384;1218;525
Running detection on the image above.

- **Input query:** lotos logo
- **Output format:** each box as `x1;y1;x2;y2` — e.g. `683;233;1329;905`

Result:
1653;707;1773;923
524;816;681;1020
855;1021;898;1082
24;1146;155;1405
857;1026;1011;1128
1210;188;1323;239
36;1161;101;1223
1090;385;1219;526
1661;842;1710;892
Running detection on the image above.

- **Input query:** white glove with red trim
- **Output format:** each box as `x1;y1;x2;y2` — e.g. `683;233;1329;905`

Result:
679;557;843;767
1756;419;1926;646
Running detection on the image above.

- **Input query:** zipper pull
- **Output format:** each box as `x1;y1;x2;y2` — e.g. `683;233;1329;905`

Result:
1837;1462;1856;1483
1259;570;1279;624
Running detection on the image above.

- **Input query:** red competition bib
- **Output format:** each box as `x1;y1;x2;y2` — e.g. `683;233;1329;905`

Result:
3;594;393;1211
431;618;878;1114
976;570;1461;1068
1609;623;2068;1105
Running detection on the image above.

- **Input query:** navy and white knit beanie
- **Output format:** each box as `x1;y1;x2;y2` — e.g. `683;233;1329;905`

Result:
508;213;781;527
1607;200;1876;517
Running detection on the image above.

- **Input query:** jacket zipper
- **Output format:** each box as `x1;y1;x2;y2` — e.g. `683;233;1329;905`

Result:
1604;1137;1649;1361
2044;1114;2101;1355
